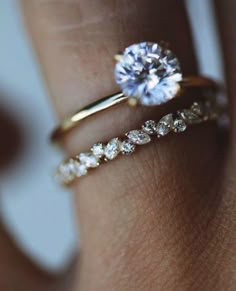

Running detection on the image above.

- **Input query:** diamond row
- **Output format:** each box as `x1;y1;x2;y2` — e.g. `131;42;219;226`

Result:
56;100;218;185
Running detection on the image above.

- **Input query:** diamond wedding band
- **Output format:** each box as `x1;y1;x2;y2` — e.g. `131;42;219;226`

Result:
51;41;217;142
52;41;222;185
56;99;221;185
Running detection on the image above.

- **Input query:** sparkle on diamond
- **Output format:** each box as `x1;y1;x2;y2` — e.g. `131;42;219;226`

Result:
114;42;182;106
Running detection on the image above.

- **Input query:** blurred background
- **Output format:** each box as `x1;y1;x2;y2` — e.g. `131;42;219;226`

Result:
0;0;224;272
0;0;77;272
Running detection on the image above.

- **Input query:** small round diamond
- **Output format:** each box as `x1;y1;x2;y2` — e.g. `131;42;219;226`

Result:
115;42;182;106
173;118;187;132
142;120;157;134
191;102;204;116
74;162;87;177
121;140;136;155
91;143;105;158
78;153;99;168
56;159;77;184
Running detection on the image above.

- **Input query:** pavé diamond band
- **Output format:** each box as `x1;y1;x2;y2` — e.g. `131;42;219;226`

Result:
51;42;217;142
56;99;221;185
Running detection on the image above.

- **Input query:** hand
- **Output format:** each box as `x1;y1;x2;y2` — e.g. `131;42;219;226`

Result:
11;0;236;290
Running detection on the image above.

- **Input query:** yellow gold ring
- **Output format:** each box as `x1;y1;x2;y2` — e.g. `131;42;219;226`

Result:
56;99;222;185
51;41;217;143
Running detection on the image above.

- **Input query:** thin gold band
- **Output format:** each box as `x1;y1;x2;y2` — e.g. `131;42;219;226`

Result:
51;76;216;142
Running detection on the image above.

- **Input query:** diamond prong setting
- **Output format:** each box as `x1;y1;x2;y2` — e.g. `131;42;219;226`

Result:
126;130;151;145
114;54;123;62
114;42;182;106
121;140;136;155
56;100;220;185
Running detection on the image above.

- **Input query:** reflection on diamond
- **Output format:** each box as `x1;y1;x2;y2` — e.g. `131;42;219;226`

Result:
121;140;136;155
56;159;77;184
178;109;202;124
156;114;173;136
126;130;151;145
78;153;99;168
91;143;105;158
74;162;87;177
142;120;157;135
173;118;187;132
104;138;121;160
115;42;182;106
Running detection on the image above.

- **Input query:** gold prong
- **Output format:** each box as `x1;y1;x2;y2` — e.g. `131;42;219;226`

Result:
128;97;138;107
114;54;123;62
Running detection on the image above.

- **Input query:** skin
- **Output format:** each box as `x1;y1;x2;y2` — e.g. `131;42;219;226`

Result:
2;0;236;290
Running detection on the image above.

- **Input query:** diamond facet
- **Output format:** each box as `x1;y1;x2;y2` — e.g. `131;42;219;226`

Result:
156;114;173;136
121;140;136;155
191;102;204;116
178;109;202;124
57;159;77;184
142;120;157;134
104;138;121;160
173;118;187;132
74;162;87;177
78;153;99;168
91;143;105;158
126;130;151;145
114;42;182;106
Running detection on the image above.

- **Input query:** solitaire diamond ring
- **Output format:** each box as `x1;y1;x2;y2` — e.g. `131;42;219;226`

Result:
51;41;217;142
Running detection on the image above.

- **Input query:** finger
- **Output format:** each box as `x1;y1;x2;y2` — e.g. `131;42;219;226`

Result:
213;0;236;281
21;1;223;290
21;0;199;155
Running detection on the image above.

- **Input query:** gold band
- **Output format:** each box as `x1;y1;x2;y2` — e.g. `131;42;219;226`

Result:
51;76;216;142
55;98;221;186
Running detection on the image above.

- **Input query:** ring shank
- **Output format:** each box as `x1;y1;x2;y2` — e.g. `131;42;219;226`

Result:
51;92;127;141
51;76;216;142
